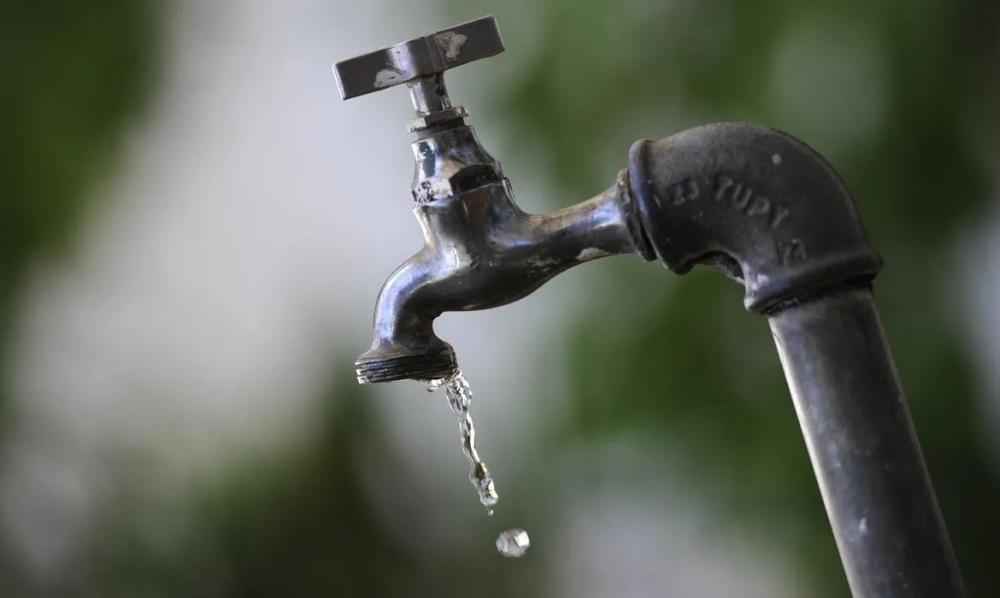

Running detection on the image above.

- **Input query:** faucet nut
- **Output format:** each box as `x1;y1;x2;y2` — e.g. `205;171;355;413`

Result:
408;106;469;132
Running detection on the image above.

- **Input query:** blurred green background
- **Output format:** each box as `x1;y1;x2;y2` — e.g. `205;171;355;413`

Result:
2;0;998;596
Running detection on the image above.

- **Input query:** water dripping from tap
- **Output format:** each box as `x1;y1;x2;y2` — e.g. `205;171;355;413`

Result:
427;371;499;509
427;371;530;557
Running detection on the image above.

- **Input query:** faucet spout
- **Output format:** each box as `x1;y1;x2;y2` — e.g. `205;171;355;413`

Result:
355;175;647;384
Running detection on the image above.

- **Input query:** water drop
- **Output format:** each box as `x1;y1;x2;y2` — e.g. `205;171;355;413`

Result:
496;528;530;558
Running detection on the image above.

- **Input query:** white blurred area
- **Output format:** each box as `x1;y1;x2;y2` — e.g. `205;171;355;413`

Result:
16;1;1000;596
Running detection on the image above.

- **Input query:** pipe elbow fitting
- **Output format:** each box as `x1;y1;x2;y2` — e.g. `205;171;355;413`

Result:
627;122;882;313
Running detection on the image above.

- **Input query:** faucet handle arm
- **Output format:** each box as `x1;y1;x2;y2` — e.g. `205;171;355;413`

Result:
332;15;504;101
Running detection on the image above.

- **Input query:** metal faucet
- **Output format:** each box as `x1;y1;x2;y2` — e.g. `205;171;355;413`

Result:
332;16;965;598
334;17;643;383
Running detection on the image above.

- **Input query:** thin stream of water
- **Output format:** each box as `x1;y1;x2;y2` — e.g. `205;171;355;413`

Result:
427;371;498;509
427;371;530;557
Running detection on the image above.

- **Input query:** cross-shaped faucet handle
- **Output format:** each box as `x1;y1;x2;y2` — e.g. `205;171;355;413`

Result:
333;15;504;125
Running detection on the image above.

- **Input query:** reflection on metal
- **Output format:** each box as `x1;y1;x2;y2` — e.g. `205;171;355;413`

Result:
353;175;640;383
331;15;965;598
332;15;504;101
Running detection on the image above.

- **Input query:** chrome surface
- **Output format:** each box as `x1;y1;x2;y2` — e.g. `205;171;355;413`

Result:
355;174;644;383
410;125;501;204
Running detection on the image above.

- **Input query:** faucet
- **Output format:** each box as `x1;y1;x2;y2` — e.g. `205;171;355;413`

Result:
333;16;965;598
335;17;643;383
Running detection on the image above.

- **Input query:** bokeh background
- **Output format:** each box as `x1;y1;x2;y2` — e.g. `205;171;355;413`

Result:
3;1;999;596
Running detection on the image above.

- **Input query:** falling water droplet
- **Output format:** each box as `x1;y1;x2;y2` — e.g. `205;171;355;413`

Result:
496;528;530;558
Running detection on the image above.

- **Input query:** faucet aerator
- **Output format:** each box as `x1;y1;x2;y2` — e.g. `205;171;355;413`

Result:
354;346;458;385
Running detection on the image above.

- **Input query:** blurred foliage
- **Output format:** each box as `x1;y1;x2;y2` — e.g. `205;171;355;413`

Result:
81;374;418;597
3;0;999;596
0;0;161;591
461;0;999;595
0;0;161;398
78;369;548;598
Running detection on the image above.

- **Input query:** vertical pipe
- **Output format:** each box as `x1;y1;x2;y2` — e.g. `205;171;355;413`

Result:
768;286;964;597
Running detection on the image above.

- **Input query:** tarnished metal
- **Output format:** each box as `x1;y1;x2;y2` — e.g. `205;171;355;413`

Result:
771;286;964;597
336;14;646;383
410;125;501;205
332;15;503;102
627;123;883;313
332;15;964;598
354;175;643;383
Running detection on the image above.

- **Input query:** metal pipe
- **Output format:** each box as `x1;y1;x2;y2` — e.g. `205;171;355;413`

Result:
769;286;964;597
626;123;965;595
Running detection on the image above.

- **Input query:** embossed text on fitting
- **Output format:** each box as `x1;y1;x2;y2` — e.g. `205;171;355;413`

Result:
713;175;790;230
660;175;792;230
